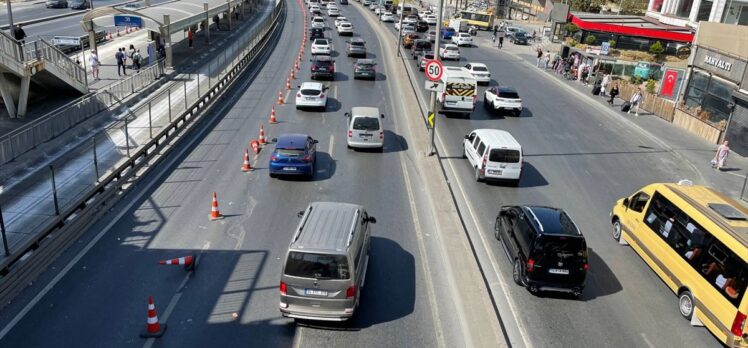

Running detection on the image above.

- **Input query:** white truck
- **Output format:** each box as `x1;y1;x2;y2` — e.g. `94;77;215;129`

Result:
449;18;469;33
437;67;477;117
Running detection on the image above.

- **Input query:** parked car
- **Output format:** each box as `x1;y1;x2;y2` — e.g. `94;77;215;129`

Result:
346;107;385;150
295;82;328;110
484;86;522;115
411;39;432;59
268;134;318;178
353;59;376;80
464;62;490;85
310;55;335;80
45;0;68;8
495;205;588;297
463;129;522;184
346;37;367;57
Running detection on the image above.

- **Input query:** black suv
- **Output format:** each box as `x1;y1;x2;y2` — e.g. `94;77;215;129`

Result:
415;20;429;32
309;28;324;41
495;205;588;297
411;39;432;60
310;55;335;80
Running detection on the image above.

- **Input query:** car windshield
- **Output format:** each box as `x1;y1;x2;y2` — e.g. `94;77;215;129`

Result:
498;90;519;99
472;66;488;72
300;89;321;96
276;149;305;156
356;63;375;69
353;117;380;130
447;46;458;51
350;41;365;47
515;32;526;38
314;39;328;45
534;236;586;259
284;252;350;280
314;18;323;22
489;149;520;163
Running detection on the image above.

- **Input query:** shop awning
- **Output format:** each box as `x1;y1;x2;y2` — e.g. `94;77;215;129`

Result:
569;13;695;43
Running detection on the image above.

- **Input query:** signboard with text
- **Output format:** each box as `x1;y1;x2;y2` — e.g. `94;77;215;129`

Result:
114;15;144;28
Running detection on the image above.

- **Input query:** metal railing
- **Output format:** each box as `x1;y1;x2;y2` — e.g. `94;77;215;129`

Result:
20;38;87;88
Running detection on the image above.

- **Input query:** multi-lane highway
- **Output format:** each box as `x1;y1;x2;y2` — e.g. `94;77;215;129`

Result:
0;1;491;346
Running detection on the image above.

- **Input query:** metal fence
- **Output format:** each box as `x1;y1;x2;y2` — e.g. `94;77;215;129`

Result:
20;38;87;88
0;60;166;166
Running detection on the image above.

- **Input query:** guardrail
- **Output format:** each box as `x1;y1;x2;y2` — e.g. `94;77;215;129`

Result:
21;38;87;88
0;60;166;166
0;0;286;309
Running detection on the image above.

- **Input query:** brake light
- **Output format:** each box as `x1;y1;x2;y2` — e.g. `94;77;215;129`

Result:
280;281;287;295
472;95;477;104
526;259;535;272
319;94;325;98
303;155;313;162
312;64;318;70
270;153;278;161
296;92;302;98
346;285;356;298
379;131;384;139
348;130;352;138
583;263;589;271
732;311;747;336
481;152;487;174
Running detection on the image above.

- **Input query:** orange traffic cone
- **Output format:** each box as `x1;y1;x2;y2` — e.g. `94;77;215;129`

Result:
269;106;278;124
290;68;295;80
250;140;260;154
209;192;222;221
159;255;196;271
277;90;283;105
285;78;291;91
258;124;267;145
116;28;121;37
241;148;253;172
140;296;167;338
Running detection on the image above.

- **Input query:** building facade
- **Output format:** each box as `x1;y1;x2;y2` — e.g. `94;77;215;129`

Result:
647;0;748;28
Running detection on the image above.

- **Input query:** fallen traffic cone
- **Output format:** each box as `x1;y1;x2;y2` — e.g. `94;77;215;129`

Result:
285;77;291;91
250;140;260;154
159;255;196;271
241;148;253;172
209;192;222;221
258;124;267;145
277;90;284;105
140;295;167;338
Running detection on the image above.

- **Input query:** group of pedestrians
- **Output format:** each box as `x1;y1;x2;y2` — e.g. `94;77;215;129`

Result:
115;45;144;76
491;24;505;49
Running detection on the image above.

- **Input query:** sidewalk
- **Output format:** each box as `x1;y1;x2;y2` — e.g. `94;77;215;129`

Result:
469;29;748;200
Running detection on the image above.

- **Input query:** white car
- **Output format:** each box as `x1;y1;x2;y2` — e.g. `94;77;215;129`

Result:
483;86;522;116
326;2;337;9
464;62;491;85
346;107;385;150
337;22;353;35
452;32;473;46
374;7;386;15
311;38;332;55
362;0;371;5
400;24;415;36
334;17;348;27
310;5;321;15
403;17;418;25
327;8;340;16
296;82;328;110
418;10;432;19
368;3;378;10
439;44;460;60
311;16;325;29
380;12;395;22
424;14;437;25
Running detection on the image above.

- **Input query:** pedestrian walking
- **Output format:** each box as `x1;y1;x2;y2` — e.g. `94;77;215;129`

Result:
608;83;619;105
492;25;498;43
543;50;550;69
497;30;504;48
536;48;543;67
188;29;194;48
13;24;27;44
600;73;610;97
133;49;142;70
89;50;100;80
115;48;127;76
128;44;136;68
214;14;220;30
712;141;730;170
628;88;643;116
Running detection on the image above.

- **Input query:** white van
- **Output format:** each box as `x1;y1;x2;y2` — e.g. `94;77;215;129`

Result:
438;66;477;117
463;129;522;185
397;3;414;15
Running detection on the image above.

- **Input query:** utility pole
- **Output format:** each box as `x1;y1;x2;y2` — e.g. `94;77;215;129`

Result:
6;0;15;34
430;0;445;156
396;2;405;56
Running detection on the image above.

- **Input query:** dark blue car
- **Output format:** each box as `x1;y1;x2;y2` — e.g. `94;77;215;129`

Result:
440;27;456;40
269;134;318;179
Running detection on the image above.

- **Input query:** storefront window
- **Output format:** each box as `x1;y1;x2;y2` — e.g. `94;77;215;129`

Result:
697;0;713;21
652;0;664;11
684;71;735;123
676;0;694;17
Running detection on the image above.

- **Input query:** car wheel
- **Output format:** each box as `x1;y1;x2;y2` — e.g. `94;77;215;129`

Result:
474;167;482;182
514;109;521;117
462;146;467;159
678;290;694;320
491;101;497;114
512;259;523;286
307;164;315;179
511;179;520;187
612;219;622;241
269;173;277;178
494;218;501;240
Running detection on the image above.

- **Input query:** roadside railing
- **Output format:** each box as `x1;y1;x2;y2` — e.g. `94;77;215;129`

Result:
21;38;87;88
0;31;23;63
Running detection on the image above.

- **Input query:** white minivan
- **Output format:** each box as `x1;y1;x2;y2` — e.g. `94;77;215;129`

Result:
345;106;385;150
438;66;477;117
463;129;522;185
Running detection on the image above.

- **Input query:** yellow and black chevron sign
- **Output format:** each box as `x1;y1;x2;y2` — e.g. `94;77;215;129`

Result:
446;83;475;96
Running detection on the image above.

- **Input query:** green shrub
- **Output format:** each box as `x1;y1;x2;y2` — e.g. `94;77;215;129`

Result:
567;39;578;47
564;23;579;35
584;35;597;45
649;41;664;55
646;79;657;94
630;75;644;85
608;39;616;48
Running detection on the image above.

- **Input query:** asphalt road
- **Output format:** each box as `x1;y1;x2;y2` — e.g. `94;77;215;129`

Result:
0;1;468;347
370;11;723;348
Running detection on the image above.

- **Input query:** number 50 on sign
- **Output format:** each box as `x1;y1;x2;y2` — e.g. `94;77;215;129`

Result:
425;60;443;82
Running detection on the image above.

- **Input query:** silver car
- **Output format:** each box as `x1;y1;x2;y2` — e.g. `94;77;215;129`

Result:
280;202;375;321
346;106;385;150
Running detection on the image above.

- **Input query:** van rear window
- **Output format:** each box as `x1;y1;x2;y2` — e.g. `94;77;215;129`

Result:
353;117;380;131
489;149;520;163
284;252;350;280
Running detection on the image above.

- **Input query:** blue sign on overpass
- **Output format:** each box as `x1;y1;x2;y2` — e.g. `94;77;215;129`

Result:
114;15;144;28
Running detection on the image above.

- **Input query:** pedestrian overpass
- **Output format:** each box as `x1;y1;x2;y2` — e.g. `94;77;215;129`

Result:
0;31;88;118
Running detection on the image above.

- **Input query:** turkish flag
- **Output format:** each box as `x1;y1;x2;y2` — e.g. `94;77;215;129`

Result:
661;70;678;98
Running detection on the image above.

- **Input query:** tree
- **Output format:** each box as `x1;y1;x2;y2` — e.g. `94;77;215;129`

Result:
570;0;607;12
564;23;580;36
649;41;664;55
646;79;657;94
584;35;597;45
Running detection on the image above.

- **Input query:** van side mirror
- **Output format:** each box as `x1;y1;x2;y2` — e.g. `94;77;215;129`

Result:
622;198;630;207
368;216;377;224
312;139;319;144
464;134;469;139
344;112;350;117
271;137;278;143
323;86;329;91
380;114;385;118
297;211;305;218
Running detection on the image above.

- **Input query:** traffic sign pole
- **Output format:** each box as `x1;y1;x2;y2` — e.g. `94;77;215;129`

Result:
429;0;445;156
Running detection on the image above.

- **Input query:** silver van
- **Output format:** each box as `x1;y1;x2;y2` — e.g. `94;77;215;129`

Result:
280;202;375;321
345;106;385;150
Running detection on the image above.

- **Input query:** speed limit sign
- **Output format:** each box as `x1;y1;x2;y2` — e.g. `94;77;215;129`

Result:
425;60;443;82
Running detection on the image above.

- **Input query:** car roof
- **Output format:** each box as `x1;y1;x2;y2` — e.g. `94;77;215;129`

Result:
313;38;328;42
355;59;375;64
350;37;366;42
276;133;310;149
300;81;324;90
313;55;333;61
520;206;583;237
351;106;380;117
497;86;518;93
471;129;521;148
292;202;363;252
467;62;487;68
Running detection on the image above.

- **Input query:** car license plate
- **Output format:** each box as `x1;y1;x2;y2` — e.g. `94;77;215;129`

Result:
283;167;297;171
305;97;315;101
489;170;502;175
549;269;569;275
305;289;328;296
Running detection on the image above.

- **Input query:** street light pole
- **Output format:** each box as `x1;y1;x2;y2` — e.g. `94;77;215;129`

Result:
430;0;445;156
396;4;404;56
6;0;15;34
